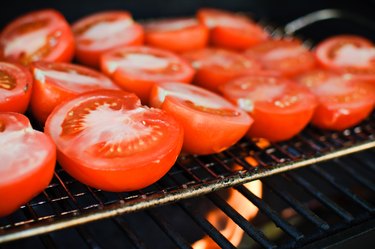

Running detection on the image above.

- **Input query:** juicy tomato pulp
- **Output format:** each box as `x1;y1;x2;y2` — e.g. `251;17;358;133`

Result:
0;112;56;217
150;82;252;155
197;8;268;50
0;62;32;113
182;48;262;92
101;46;194;103
45;90;183;192
30;61;120;124
144;18;209;53
220;76;317;142
314;35;375;81
72;11;144;68
296;70;375;130
0;9;74;65
245;39;316;77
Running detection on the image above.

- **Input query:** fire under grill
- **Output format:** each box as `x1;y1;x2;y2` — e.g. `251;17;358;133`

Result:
1;9;375;249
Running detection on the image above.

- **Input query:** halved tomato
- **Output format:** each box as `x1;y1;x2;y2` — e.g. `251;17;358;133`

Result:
314;35;375;81
182;48;262;92
245;39;316;77
143;17;209;53
0;112;56;217
45;90;183;192
0;9;74;65
30;61;120;124
0;62;32;113
101;46;194;103
197;8;268;50
296;70;375;130
150;82;252;155
72;11;144;68
220;76;317;142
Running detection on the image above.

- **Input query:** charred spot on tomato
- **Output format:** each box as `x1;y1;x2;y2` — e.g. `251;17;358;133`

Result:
14;19;49;36
0;70;16;90
184;100;240;116
0;119;5;132
61;98;124;137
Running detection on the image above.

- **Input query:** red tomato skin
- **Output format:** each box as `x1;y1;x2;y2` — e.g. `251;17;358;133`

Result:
54;137;182;192
0;113;56;217
144;20;209;53
0;62;32;113
0;9;75;65
29;62;119;124
160;96;252;155
311;102;374;131
45;90;184;192
75;24;144;68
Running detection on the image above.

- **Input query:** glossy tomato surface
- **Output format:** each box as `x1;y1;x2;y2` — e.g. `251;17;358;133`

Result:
0;112;56;217
197;8;268;50
150;82;252;155
220;76;317;142
297;70;375;130
45;90;183;192
314;35;375;81
0;62;32;113
0;9;74;65
101;46;194;103
245;39;316;77
144;17;209;53
72;11;144;68
182;48;262;92
30;61;120;124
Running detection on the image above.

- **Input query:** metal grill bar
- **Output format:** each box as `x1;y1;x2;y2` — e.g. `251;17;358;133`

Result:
179;202;237;249
39;235;58;249
113;218;149;249
208;193;277;249
262;178;330;230
336;161;375;193
76;226;103;249
286;173;354;222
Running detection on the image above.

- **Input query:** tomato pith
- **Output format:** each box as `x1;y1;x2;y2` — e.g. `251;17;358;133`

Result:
45;90;183;191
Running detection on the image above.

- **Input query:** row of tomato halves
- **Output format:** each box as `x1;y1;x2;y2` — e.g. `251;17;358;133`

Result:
0;8;374;218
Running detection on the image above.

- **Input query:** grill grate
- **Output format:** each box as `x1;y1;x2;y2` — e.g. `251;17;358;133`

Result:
2;150;374;249
1;112;374;244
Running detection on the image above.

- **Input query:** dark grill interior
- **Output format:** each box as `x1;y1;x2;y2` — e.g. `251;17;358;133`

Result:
1;6;375;249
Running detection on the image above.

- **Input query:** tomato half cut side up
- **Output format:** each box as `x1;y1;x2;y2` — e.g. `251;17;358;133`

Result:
45;90;183;192
0;62;32;113
220;76;317;142
101;46;194;103
72;11;144;68
245;38;316;77
0;112;56;217
314;35;375;81
197;8;268;50
143;17;209;53
0;9;74;65
296;70;375;130
150;82;252;155
182;48;262;92
30;61;120;124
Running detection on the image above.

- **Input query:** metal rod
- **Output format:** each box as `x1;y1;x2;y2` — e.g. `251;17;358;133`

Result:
39;235;59;249
113;217;149;249
337;160;375;193
76;226;103;249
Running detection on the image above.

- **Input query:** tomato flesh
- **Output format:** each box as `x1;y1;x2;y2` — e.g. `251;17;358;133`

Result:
101;46;194;103
297;70;375;130
0;9;74;65
220;76;317;142
30;61;119;124
73;11;144;68
245;39;316;77
314;35;375;81
150;82;252;155
197;8;268;50
45;90;183;191
0;62;32;113
182;48;262;92
0;112;56;217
